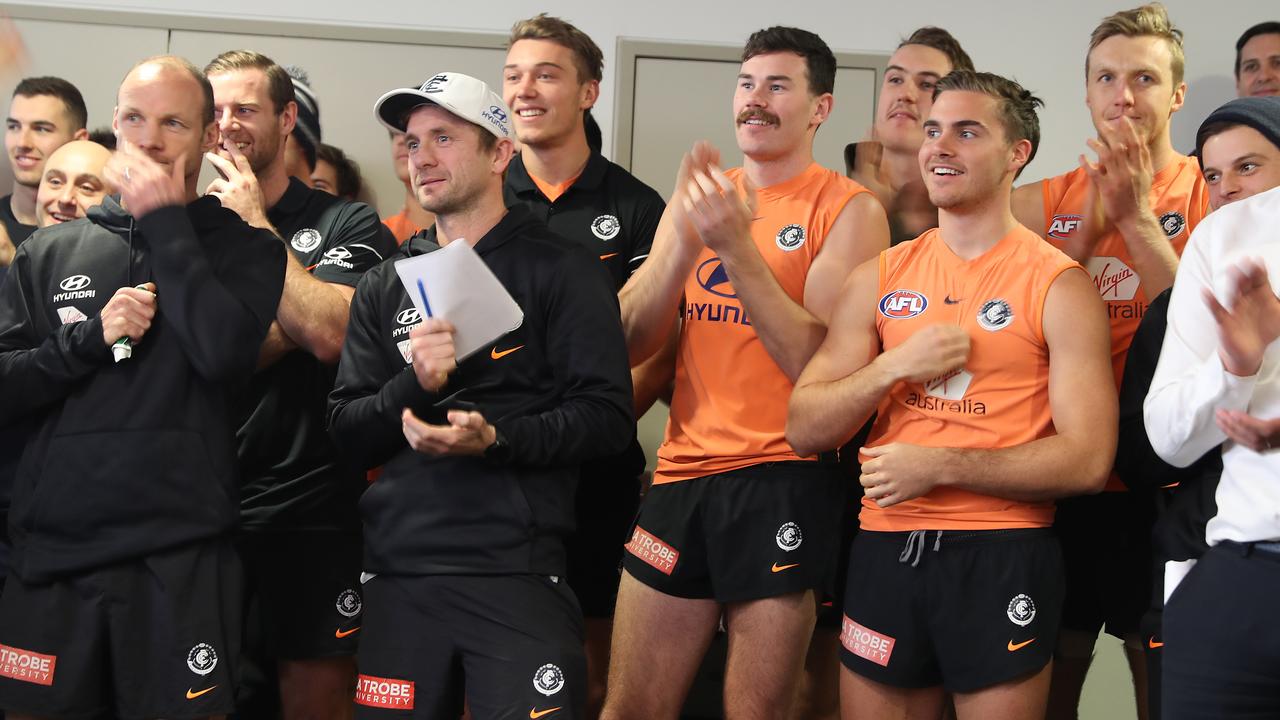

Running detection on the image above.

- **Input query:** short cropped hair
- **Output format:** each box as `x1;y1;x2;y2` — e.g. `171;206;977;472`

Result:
934;70;1044;176
123;56;216;126
204;50;296;116
742;26;837;97
508;14;604;84
898;27;975;74
13;76;88;130
1088;3;1185;86
1236;22;1280;78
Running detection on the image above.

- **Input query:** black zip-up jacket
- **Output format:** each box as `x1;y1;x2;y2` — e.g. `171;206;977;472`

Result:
328;205;633;576
0;196;285;582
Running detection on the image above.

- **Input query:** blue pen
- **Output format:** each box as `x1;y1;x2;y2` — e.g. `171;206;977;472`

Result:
416;278;433;318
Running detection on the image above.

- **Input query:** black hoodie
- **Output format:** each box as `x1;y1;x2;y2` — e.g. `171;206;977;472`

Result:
0;195;285;582
328;205;633;576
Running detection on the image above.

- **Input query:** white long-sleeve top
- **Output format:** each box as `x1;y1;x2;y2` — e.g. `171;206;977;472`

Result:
1145;184;1280;545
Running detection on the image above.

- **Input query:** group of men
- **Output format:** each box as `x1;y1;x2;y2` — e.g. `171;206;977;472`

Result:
0;5;1278;720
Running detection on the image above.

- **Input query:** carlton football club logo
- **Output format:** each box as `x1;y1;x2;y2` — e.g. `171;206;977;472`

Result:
1159;211;1186;238
776;522;803;551
591;214;621;241
533;663;565;696
187;643;218;676
977;299;1014;331
878;290;928;319
775;224;806;252
421;73;449;93
1007;594;1036;627
291;228;323;253
336;589;363;618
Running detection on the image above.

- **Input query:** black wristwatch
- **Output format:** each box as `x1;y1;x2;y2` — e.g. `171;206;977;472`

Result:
484;427;512;464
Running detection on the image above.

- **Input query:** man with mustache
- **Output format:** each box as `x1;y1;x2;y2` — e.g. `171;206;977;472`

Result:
1010;7;1209;718
602;26;889;719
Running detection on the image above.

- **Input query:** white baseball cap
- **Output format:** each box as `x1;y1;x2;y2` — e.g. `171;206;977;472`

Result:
373;72;513;139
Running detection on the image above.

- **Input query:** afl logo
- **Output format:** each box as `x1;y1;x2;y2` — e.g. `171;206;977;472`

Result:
396;308;422;326
696;258;736;299
187;643;218;676
533;663;565;696
878;290;928;319
977;299;1014;331
1047;214;1082;239
591;214;621;241
1007;594;1036;627
1159;211;1186;238
291;228;323;253
776;522;803;551
776;223;806;252
59;274;91;291
336;588;363;618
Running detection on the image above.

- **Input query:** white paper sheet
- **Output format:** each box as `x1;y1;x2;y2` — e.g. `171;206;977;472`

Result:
393;240;524;361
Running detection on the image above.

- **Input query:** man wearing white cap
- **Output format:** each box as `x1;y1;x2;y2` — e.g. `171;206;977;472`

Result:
328;72;633;719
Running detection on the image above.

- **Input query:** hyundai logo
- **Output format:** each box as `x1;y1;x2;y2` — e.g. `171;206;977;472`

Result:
59;275;91;291
695;258;736;299
395;308;422;326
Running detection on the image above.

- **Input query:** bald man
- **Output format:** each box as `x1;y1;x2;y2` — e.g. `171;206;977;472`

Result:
34;140;113;228
0;56;285;720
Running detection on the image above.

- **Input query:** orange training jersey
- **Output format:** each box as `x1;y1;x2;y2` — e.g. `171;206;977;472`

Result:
383;209;423;245
1041;154;1209;388
655;162;868;484
860;226;1081;531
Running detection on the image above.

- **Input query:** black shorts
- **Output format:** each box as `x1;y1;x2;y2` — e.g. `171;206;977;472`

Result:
355;573;585;719
566;472;641;618
840;529;1063;693
1056;490;1155;639
622;461;847;603
238;530;363;659
0;539;240;720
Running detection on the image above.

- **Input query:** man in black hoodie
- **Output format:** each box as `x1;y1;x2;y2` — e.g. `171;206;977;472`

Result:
328;72;632;719
0;56;285;720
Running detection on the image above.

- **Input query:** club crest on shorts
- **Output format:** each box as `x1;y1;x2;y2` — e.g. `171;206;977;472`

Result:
775;224;806;252
776;522;803;552
1007;594;1036;627
291;228;323;253
1159;211;1186;238
187;643;218;676
336;588;363;618
533;663;564;696
591;214;621;241
977;299;1014;331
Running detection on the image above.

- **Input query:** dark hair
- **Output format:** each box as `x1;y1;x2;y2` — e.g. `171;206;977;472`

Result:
12;76;88;130
584;109;602;154
204;50;296;116
88;127;116;150
898;27;975;74
123;56;216;126
508;13;604;84
934;70;1044;176
1088;4;1185;86
316;143;364;199
742;26;836;96
1236;21;1280;78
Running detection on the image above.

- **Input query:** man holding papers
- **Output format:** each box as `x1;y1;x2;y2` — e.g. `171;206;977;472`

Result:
328;72;633;719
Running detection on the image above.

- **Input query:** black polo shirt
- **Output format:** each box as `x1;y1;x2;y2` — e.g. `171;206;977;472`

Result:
235;178;398;533
0;194;36;289
504;151;664;291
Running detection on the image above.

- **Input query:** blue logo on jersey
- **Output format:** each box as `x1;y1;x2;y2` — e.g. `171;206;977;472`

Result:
696;258;736;299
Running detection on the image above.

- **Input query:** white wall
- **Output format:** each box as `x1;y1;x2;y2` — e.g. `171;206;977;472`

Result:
12;0;1276;182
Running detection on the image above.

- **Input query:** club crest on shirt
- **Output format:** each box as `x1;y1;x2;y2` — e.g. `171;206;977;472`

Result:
776;224;806;252
591;214;621;241
977;299;1014;331
1159;211;1186;238
291;228;323;253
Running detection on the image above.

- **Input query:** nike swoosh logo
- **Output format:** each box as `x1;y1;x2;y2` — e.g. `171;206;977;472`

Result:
335;626;361;638
186;686;217;700
491;345;524;360
1148;636;1163;649
944;296;962;304
530;708;562;719
599;253;618;260
1007;638;1036;652
771;562;800;573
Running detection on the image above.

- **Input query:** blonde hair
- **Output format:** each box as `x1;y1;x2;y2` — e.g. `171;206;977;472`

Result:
1087;3;1185;86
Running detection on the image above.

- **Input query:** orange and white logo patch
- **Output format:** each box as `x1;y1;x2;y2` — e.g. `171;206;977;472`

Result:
0;643;56;686
625;526;679;575
355;674;415;709
841;617;895;668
